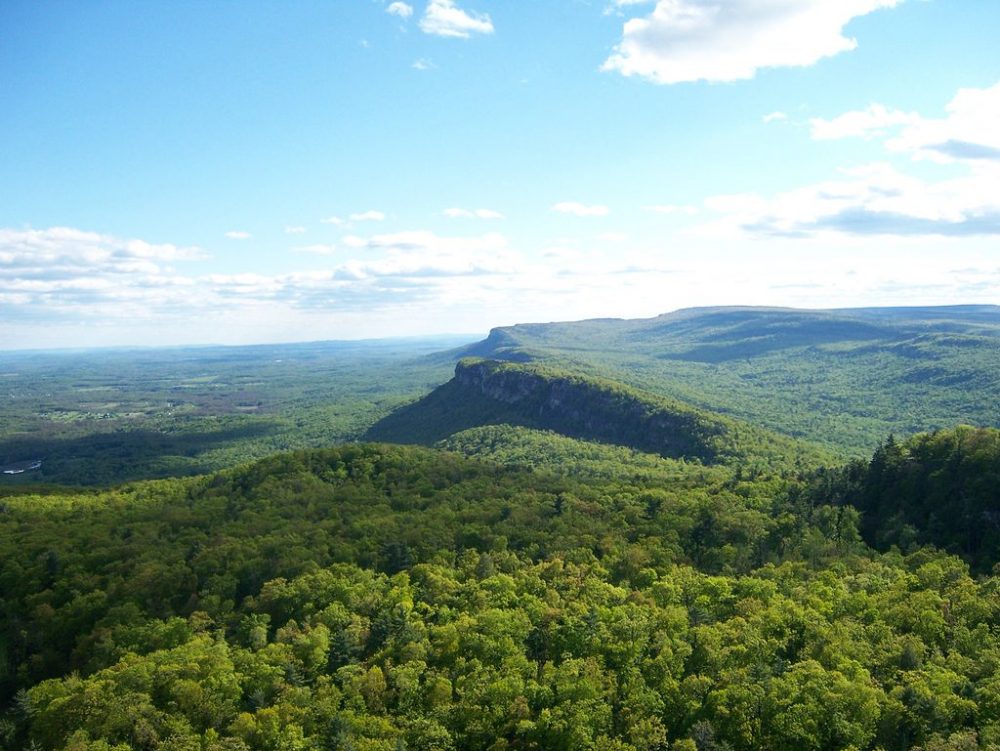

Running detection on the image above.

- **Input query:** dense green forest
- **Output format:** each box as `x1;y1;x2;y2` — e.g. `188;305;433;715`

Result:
3;307;1000;750
366;359;831;471
806;426;1000;572
455;306;1000;455
3;430;1000;750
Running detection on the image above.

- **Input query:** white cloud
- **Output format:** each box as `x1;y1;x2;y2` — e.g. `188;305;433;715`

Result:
412;58;436;71
599;232;630;243
474;208;504;219
551;202;610;217
810;103;920;141
8;224;996;349
321;216;345;226
763;111;788;124
809;82;1000;162
443;207;505;219
225;230;252;240
0;227;204;273
603;0;903;84
888;82;1000;164
387;1;414;18
700;81;1000;240
284;226;307;234
0;227;206;324
701;161;1000;239
349;210;386;222
419;0;494;38
0;226;524;334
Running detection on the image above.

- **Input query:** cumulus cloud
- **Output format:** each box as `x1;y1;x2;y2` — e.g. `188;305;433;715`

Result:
321;216;345;226
21;224;978;347
250;232;524;317
701;81;1000;240
225;230;252;240
349;210;386;222
808;82;1000;163
0;228;203;277
702;161;1000;239
0;226;527;332
443;207;505;219
261;231;522;315
412;58;436;71
603;0;903;84
387;1;414;18
420;0;494;38
551;202;610;217
879;82;1000;164
810;103;920;140
763;111;788;124
0;227;206;323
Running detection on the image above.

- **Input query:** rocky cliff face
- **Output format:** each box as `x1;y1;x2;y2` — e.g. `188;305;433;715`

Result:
452;359;717;461
454;360;544;404
368;358;819;467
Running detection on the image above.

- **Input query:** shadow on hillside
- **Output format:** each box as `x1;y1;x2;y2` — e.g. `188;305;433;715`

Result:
659;318;894;363
0;421;280;486
365;380;521;446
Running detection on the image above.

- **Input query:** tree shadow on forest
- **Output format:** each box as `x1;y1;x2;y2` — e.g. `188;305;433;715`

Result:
0;422;280;486
365;380;522;446
657;317;895;363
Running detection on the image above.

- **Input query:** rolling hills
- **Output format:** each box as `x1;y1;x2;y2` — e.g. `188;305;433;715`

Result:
3;306;1000;749
366;358;831;471
4;430;1000;750
4;305;999;489
448;305;1000;456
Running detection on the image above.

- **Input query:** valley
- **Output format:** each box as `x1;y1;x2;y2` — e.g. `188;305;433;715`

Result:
1;305;999;750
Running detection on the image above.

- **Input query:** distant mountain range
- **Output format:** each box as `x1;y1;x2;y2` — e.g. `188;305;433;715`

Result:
427;305;1000;456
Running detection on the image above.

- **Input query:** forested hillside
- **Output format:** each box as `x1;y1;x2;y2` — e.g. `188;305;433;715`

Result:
4;307;1000;490
3;432;1000;750
453;306;1000;456
367;359;830;472
808;426;1000;572
4;309;1000;750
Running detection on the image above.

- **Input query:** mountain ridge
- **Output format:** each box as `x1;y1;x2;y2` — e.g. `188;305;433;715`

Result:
366;358;829;469
434;305;1000;456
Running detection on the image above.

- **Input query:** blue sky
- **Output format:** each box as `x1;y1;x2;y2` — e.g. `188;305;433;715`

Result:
2;0;999;348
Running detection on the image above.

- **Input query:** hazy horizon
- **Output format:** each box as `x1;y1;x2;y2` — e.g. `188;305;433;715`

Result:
6;301;1000;355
